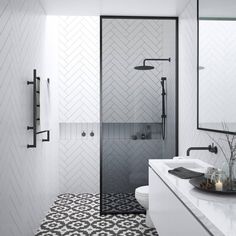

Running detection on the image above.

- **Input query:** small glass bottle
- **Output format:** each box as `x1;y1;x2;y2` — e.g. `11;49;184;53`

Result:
229;159;236;190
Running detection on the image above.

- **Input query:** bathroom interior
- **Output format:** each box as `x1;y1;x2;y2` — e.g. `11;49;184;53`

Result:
0;0;236;235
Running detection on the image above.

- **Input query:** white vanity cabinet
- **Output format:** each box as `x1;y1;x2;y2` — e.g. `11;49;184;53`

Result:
149;167;210;236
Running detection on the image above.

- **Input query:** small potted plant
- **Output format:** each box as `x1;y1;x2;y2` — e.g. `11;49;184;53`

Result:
208;123;236;191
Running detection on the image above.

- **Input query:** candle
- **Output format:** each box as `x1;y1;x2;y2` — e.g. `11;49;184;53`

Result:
215;180;223;191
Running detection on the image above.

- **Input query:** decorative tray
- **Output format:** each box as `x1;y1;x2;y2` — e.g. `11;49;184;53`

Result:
189;176;236;194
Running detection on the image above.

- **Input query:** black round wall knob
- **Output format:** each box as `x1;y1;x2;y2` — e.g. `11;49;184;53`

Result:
90;131;94;137
82;131;86;137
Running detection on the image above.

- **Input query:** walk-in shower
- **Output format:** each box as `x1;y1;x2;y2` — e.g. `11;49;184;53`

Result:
100;16;178;215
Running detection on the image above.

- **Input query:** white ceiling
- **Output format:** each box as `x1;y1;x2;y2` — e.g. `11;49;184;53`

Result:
40;0;190;16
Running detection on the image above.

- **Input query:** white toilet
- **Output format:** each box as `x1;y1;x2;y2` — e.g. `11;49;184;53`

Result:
135;185;154;228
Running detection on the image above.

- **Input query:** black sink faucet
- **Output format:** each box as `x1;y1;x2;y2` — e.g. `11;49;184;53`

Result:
186;143;218;156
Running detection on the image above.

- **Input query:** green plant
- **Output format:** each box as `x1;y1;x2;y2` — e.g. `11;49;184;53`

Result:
207;123;236;190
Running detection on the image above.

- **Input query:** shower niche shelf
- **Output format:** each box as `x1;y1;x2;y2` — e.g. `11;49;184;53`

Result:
27;69;50;148
102;122;162;140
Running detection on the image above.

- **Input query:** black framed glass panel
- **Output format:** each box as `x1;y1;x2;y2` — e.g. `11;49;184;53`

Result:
100;16;178;214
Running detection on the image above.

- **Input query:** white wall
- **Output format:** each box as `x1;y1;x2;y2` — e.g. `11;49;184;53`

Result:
59;123;99;193
0;1;59;236
179;0;230;167
58;16;99;123
57;16;100;193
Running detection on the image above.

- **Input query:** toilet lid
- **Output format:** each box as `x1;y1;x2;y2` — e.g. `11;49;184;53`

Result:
135;185;149;196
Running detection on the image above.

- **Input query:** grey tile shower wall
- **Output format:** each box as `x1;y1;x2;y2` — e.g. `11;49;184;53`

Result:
57;16;100;194
102;123;162;140
102;140;163;193
102;19;164;123
179;0;229;167
0;1;59;236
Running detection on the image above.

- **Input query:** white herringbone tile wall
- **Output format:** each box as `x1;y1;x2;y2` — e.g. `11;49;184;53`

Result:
102;19;164;123
59;138;99;193
58;16;99;123
0;1;59;236
58;122;100;193
179;0;230;167
57;17;100;193
59;122;99;193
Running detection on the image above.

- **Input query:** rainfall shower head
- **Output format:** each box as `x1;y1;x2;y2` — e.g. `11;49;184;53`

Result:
134;58;171;71
134;65;154;70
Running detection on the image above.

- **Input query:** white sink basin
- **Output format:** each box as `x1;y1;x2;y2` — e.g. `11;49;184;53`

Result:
164;161;203;169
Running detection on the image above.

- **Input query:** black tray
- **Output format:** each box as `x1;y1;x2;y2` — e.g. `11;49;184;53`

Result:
189;176;236;194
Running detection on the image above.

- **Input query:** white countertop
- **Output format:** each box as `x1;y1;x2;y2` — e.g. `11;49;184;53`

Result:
149;158;236;236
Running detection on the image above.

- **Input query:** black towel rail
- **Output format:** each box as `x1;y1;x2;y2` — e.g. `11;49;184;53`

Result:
27;69;50;148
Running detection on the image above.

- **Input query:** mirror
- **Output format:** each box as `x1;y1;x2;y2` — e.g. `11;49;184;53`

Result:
198;0;236;134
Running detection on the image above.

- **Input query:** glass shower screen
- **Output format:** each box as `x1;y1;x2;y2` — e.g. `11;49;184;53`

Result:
100;16;177;214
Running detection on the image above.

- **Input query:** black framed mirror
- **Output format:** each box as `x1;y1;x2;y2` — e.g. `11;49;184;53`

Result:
197;0;236;134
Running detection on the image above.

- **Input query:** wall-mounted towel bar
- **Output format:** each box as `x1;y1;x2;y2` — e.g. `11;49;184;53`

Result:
27;69;50;148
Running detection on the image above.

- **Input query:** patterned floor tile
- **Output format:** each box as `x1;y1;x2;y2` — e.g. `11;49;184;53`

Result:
35;193;158;236
101;193;145;214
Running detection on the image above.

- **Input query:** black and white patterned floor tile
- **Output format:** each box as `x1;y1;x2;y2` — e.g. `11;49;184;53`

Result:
101;193;145;214
35;193;158;236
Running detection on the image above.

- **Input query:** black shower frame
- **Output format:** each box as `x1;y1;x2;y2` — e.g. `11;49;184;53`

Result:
100;15;179;215
197;0;236;135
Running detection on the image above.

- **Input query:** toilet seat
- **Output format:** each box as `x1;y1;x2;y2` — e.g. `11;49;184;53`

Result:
135;185;153;228
135;185;149;197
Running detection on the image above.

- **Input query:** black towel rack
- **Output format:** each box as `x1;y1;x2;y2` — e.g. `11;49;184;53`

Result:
27;69;50;148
